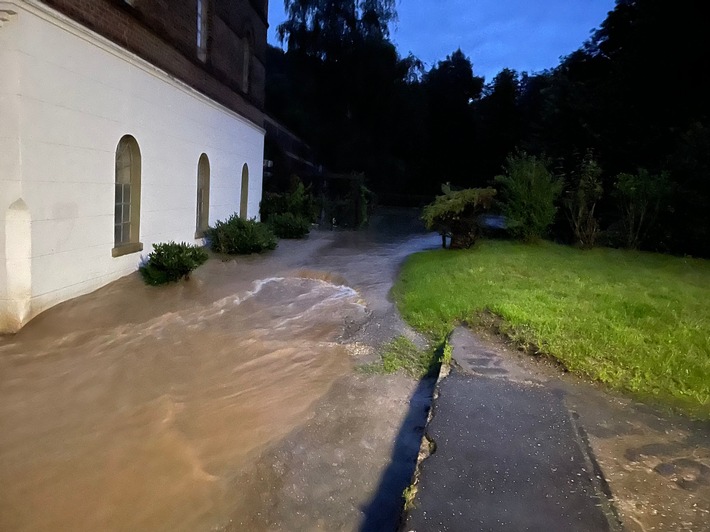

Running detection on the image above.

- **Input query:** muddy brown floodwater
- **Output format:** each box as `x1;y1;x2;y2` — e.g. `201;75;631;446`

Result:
0;278;369;530
0;209;437;532
0;209;436;532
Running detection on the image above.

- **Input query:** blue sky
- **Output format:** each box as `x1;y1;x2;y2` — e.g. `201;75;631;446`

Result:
267;0;617;81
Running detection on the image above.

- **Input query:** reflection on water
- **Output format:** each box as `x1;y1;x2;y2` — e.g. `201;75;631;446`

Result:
0;276;366;531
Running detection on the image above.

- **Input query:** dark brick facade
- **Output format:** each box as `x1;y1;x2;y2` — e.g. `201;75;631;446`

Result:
40;0;267;126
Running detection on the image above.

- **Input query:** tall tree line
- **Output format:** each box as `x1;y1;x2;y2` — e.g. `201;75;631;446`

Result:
266;0;710;256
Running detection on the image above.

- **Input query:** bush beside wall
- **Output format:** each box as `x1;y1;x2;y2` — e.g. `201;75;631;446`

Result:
206;214;278;254
140;242;208;285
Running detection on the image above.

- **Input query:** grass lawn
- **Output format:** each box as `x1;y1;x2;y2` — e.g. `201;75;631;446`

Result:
393;239;710;417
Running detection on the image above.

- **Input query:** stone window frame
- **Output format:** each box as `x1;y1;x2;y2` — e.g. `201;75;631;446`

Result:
195;153;210;237
112;135;143;257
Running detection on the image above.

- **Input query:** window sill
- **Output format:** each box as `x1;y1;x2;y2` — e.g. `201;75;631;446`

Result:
112;242;143;257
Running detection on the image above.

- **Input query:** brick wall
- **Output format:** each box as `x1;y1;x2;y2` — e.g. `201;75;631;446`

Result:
40;0;266;125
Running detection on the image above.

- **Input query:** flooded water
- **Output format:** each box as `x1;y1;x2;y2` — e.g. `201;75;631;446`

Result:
0;209;435;531
0;269;368;531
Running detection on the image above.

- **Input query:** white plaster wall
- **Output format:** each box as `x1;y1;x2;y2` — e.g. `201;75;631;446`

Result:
0;6;23;329
0;2;264;331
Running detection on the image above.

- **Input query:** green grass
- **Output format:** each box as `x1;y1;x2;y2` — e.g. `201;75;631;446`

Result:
393;240;710;417
402;483;418;511
358;336;448;378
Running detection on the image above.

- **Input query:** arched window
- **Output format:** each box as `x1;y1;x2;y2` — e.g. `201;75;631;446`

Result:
196;153;210;237
113;135;142;257
240;163;249;219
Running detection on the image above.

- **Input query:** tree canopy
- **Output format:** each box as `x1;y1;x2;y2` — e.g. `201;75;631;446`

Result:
266;0;710;256
278;0;396;59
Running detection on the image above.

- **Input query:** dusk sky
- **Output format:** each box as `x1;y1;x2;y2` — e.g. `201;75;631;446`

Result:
267;0;618;81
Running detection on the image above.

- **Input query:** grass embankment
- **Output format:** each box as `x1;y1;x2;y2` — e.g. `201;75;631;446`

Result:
393;240;710;417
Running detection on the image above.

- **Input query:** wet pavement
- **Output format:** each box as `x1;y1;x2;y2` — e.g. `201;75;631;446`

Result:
405;343;617;530
407;369;615;531
404;327;710;531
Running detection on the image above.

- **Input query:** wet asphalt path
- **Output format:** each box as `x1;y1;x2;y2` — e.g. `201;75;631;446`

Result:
404;328;621;532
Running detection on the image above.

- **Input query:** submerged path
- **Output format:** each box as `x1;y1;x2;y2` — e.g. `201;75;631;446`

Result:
0;208;439;531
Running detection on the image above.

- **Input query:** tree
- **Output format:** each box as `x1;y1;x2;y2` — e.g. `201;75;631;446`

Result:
424;49;484;185
512;0;709;255
613;169;670;250
278;0;396;60
664;123;710;256
494;152;562;242
267;0;710;254
476;68;523;179
564;151;604;249
271;1;400;175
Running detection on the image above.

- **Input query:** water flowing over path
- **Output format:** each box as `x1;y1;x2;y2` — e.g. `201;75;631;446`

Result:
0;209;438;531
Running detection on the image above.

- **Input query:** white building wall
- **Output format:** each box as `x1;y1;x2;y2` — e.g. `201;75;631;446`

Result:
0;2;265;332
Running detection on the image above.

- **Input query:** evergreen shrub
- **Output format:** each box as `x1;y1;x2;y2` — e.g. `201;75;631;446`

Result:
494;151;562;242
260;178;315;238
422;187;497;249
206;214;277;254
268;212;311;239
139;241;208;285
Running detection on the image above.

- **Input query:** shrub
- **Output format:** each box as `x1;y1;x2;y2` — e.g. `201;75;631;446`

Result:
261;178;315;219
285;180;316;221
139;241;208;286
357;185;375;228
206;214;277;254
259;191;290;221
613;169;671;249
268;212;311;239
260;177;316;238
422;187;497;249
494;151;562;242
564;150;604;248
